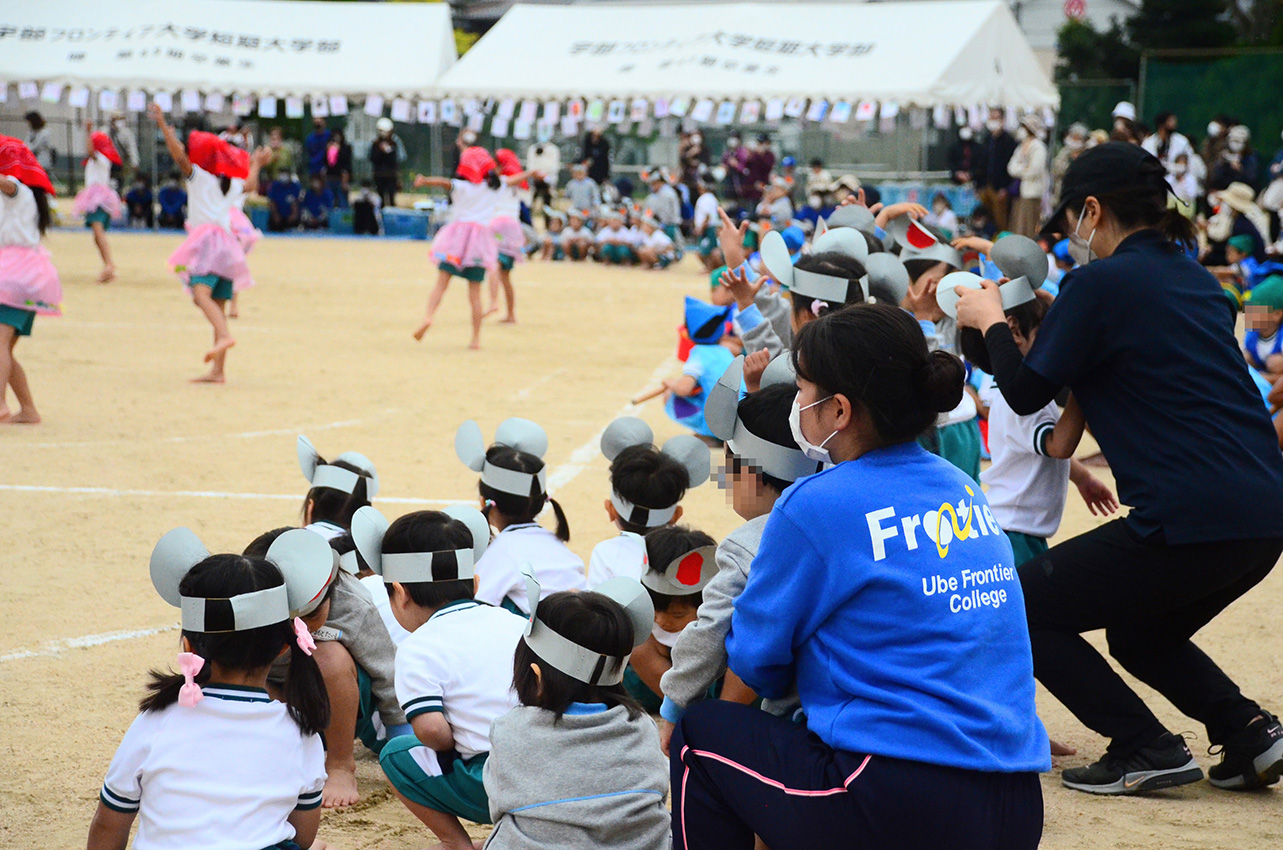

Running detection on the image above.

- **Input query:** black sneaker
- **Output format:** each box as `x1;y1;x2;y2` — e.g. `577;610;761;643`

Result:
1208;712;1283;790
1062;733;1203;795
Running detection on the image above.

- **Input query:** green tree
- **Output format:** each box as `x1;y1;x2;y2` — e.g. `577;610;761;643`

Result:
1125;0;1237;51
1055;18;1140;81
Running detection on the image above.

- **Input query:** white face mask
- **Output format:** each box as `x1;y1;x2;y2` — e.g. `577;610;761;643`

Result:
1017;127;1030;141
1228;139;1245;153
1068;209;1096;266
788;394;837;464
986;119;1002;133
959;127;973;141
1172;163;1188;176
1065;136;1084;150
691;134;702;145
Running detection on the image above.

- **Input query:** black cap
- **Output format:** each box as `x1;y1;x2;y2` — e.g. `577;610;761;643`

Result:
1042;142;1167;234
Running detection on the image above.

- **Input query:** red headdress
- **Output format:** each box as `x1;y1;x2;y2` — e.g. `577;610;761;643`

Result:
86;131;122;166
495;148;527;189
187;131;250;180
0;135;55;194
456;146;496;184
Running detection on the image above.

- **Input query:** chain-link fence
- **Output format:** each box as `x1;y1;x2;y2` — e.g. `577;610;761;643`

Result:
1055;79;1136;137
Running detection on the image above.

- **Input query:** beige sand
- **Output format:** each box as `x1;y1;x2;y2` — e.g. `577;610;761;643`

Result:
1;230;1279;849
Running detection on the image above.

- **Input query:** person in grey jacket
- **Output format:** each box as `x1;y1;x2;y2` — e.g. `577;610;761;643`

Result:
484;586;669;850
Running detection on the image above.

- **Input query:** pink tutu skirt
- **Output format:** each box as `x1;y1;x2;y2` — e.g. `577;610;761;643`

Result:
169;223;254;293
489;216;526;261
229;207;262;254
0;244;62;316
72;184;122;219
431;220;499;271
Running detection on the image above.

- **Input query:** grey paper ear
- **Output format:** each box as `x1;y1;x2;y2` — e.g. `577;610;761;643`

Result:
704;356;745;442
661;435;711;488
759;230;795;288
521;566;542;635
936;271;984;319
826;204;875;234
600;417;654;462
297;435;321;483
267;528;339;617
443;504;492;564
864;252;911;304
761;352;796;388
990;234;1048;290
455;420;487;473
351;506;390;577
811;225;869;264
151;528;211;608
814;215;829;237
595;577;656;649
495;418;549;459
335;451;379;498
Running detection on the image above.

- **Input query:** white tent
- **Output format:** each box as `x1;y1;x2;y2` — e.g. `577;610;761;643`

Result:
0;0;456;99
438;0;1057;108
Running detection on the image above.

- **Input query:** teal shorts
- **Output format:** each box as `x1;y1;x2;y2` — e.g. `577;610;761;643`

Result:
601;243;634;265
936;419;982;485
438;260;487;283
354;666;388;755
697;226;719;257
498;254;515;272
0;304;35;337
1006;531;1049;568
190;274;234;301
379;736;490;824
622;663;723;715
84;209;111;229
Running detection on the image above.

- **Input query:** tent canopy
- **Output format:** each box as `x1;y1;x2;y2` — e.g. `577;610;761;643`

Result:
439;0;1058;108
0;0;456;98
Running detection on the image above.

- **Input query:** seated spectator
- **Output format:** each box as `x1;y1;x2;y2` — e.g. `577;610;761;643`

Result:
564;163;601;213
643;170;682;239
562;210;594;261
156;172;187;230
125;175;154;229
595;210;635;265
541;210;567;260
636;215;678;270
301;175;335;231
352;180;381;236
756;179;794;229
268;172;302;232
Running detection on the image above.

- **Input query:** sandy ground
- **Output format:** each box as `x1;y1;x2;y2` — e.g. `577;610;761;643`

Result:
1;229;1280;849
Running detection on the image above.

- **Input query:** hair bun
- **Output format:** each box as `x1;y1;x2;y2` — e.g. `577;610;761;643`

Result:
917;350;965;413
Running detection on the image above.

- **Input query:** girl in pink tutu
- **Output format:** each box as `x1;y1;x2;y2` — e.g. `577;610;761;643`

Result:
226;174;262;320
72;122;122;283
151;104;269;383
0;136;60;424
486;149;539;325
411;147;503;349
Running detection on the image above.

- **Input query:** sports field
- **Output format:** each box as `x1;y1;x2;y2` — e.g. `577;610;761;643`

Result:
1;230;1279;849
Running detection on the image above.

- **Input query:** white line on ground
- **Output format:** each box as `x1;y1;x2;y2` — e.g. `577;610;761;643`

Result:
9;413;388;450
0;625;179;663
0;484;460;505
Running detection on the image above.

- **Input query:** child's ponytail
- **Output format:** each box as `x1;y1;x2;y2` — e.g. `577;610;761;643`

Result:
548;497;571;543
284;629;331;736
140;649;213;714
486;171;502;191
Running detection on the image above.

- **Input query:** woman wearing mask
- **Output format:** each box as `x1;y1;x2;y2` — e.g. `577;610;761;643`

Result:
1210;125;1260;192
955;142;1283;796
1006;116;1048;237
1052;123;1088;202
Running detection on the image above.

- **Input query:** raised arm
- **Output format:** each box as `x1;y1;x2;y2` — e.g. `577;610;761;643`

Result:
412;175;451;191
83;120;96;159
245;147;272;194
149;104;190;178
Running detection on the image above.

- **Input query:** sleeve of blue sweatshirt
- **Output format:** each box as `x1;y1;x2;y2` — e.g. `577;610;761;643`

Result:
725;506;833;700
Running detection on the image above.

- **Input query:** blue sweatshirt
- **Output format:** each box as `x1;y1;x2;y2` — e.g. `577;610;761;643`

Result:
727;441;1050;773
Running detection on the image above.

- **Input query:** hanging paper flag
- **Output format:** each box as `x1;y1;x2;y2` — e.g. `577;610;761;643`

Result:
258;96;278;118
630;98;648;122
467;112;485;133
653;97;670;118
440;99;458;125
909;107;928;130
153;91;173;112
491;116;510;138
714;101;735;125
67;86;90;108
932;105;951;129
497;98;516;120
204;92;225;113
568;99;585;119
127;91;147;112
586;99;606;123
560;114;579;137
764;98;786;121
283;97;304;119
462;98;481;116
637;118;655;137
329;96;348;116
543;101;561;123
18;81;38;100
606;100;626;124
955;106;968;126
1004;107;1018;131
513;119;532;140
0;86;7;104
805;100;829;122
180;89;200;112
536;121;554;144
232;94;254;116
739;100;762;124
519;100;538;123
40;83;63;104
854;100;877;122
967;104;984;129
829;101;853;124
390;98;411;122
418;100;437;124
669;97;690;118
99;90;120;112
691;99;715;122
879;102;900;119
311;95;329;118
364;95;385;117
1042;107;1056;130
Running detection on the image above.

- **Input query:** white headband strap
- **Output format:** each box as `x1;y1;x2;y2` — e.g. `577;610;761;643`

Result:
729;422;823;483
481;461;546;497
310;465;361;495
610;491;678;529
640;545;717;596
788;267;866;304
525;617;628;685
999;276;1037;309
381;549;475;584
902;241;964;269
179;585;289;633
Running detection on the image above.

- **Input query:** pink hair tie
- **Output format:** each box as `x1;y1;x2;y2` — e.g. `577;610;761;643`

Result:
294;617;317;656
811;299;829;317
176;652;205;707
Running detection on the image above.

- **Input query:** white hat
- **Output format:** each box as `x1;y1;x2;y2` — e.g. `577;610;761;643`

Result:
1227;124;1251;143
376;117;394;133
1111;101;1136;121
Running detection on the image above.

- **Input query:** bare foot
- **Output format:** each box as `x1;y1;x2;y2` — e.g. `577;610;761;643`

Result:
413;321;431;341
98;265;116;283
0;407;10;422
310;841;337;850
228;310;239;319
1050;738;1077;757
500;316;517;324
322;766;360;809
189;372;225;384
5;409;40;424
469;339;482;350
483;304;500;318
203;337;236;363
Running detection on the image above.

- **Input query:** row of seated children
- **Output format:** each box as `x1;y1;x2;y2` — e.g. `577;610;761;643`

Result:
123;173;189;230
263;174;382;235
540;206;681;269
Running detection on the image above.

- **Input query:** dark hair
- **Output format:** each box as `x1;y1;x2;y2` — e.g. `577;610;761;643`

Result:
328;531;370;575
792;303;964;445
608;445;691;534
486;170;503;191
1154;111;1175;128
735;383;804;493
642;525;716;612
958;296;1049;374
1068;163;1196;250
902;258;949;285
790;251;868;318
139;555;330;735
863;232;886;254
32;187;50;235
243;526;342;611
25;111;44;129
301;458;372;531
383;511;477;609
512;591;643;721
809;158;824;168
479;445;570;542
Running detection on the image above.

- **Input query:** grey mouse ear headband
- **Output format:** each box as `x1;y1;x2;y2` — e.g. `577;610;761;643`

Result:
298;435;369;496
352;505;490;584
936;234;1049;319
704;356;823;484
456;418;549;498
600;417;710;528
887;217;964;269
521;567;654;685
762;229;869;306
641;545;718;596
151;528;291;632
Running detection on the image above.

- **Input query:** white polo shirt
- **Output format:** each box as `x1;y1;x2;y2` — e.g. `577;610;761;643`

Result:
980;395;1070;538
474;523;587;614
587;532;647;588
0;183;41;248
186;164;232;231
359;574;412;646
643;228;675;253
694;192;719;232
449;179;497;224
100;687;325;850
85;151;112;187
394;600;526;758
